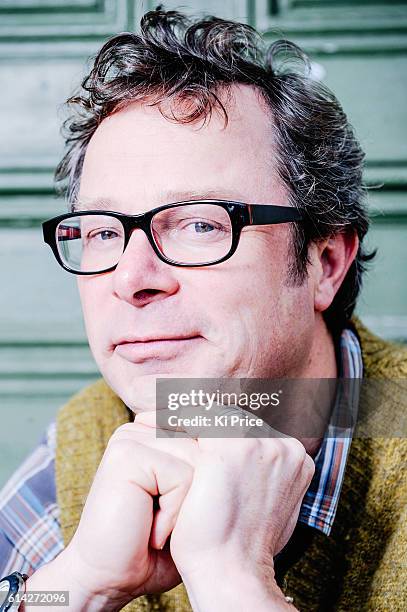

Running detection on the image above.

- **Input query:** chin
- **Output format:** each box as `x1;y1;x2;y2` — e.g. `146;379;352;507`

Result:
103;370;193;415
99;350;235;413
99;373;153;414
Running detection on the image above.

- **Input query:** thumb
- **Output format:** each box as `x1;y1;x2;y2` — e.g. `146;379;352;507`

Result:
149;452;193;550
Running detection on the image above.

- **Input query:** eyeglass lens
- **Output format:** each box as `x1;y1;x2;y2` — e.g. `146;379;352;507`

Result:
55;203;233;272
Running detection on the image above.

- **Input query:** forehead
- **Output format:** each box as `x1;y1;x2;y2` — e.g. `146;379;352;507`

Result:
78;83;286;213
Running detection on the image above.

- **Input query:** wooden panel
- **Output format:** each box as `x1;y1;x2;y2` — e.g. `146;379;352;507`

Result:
0;0;129;488
0;0;130;39
311;53;407;186
0;195;66;221
0;0;249;182
0;378;99;489
0;1;97;10
141;0;249;24
314;55;407;165
0;395;61;489
257;1;407;188
0;346;97;376
355;192;407;343
0;225;86;342
0;0;251;41
0;1;97;7
0;14;405;189
256;0;407;41
0;55;87;171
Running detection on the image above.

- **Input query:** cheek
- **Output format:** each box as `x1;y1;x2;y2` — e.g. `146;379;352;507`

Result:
210;235;312;343
191;254;282;357
77;278;109;343
237;227;291;276
225;236;289;311
193;233;288;330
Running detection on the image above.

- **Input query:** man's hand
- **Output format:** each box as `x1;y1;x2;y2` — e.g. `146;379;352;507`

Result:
172;436;314;568
46;419;198;610
135;410;315;611
27;410;314;612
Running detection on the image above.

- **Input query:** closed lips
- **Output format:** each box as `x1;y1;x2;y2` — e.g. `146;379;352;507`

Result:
113;335;203;363
114;334;201;345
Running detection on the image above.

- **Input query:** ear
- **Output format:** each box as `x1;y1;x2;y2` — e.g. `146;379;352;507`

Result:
313;230;359;313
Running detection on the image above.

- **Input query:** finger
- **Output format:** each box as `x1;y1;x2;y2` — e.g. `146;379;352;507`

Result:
112;421;200;467
155;402;279;440
134;409;199;440
133;410;157;427
135;407;202;440
177;403;287;440
134;402;260;439
146;449;193;550
103;438;194;550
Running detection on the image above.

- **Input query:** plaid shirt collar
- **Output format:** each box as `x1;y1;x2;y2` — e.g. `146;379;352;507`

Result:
298;326;363;535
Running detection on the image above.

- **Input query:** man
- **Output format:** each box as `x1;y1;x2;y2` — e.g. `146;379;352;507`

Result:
0;7;406;611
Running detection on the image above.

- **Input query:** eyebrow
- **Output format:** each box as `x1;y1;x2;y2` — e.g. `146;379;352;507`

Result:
72;188;248;213
72;198;115;213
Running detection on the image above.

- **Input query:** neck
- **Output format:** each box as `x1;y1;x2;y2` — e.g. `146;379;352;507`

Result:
303;314;338;379
298;314;339;457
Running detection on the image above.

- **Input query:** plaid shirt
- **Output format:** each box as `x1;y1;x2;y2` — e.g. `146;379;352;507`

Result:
0;328;362;577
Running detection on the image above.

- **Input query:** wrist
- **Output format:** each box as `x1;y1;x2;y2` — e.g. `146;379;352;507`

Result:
181;562;296;612
19;550;133;612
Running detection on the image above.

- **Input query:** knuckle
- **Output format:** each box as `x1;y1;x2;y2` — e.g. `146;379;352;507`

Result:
275;439;307;473
280;439;315;484
242;437;262;454
181;464;194;487
304;453;316;480
105;437;140;465
261;439;280;460
109;422;153;445
112;423;137;436
285;437;307;462
231;438;264;463
251;439;284;464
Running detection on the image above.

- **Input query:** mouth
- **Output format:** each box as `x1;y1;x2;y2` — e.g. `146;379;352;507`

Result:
113;335;203;363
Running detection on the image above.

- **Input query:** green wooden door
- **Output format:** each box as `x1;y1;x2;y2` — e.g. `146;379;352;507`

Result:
1;0;406;486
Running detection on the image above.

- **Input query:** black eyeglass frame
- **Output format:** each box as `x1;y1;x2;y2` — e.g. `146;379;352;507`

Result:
42;199;303;275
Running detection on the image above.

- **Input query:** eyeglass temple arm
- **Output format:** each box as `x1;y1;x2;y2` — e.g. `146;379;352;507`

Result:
248;205;303;225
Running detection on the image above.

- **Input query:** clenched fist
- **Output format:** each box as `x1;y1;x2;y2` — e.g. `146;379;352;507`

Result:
24;410;314;611
135;412;315;610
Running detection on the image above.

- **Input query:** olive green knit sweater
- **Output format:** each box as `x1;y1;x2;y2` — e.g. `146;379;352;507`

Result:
55;318;407;611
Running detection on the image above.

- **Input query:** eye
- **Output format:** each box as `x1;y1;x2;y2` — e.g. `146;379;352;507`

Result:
88;229;120;241
180;218;228;234
189;221;215;233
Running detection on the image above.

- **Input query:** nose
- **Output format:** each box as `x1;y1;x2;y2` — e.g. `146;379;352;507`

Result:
112;228;180;307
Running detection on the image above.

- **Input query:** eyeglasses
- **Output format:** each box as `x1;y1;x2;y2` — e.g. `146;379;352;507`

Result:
42;199;303;275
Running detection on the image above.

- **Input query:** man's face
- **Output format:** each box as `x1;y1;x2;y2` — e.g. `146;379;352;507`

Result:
77;84;316;412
